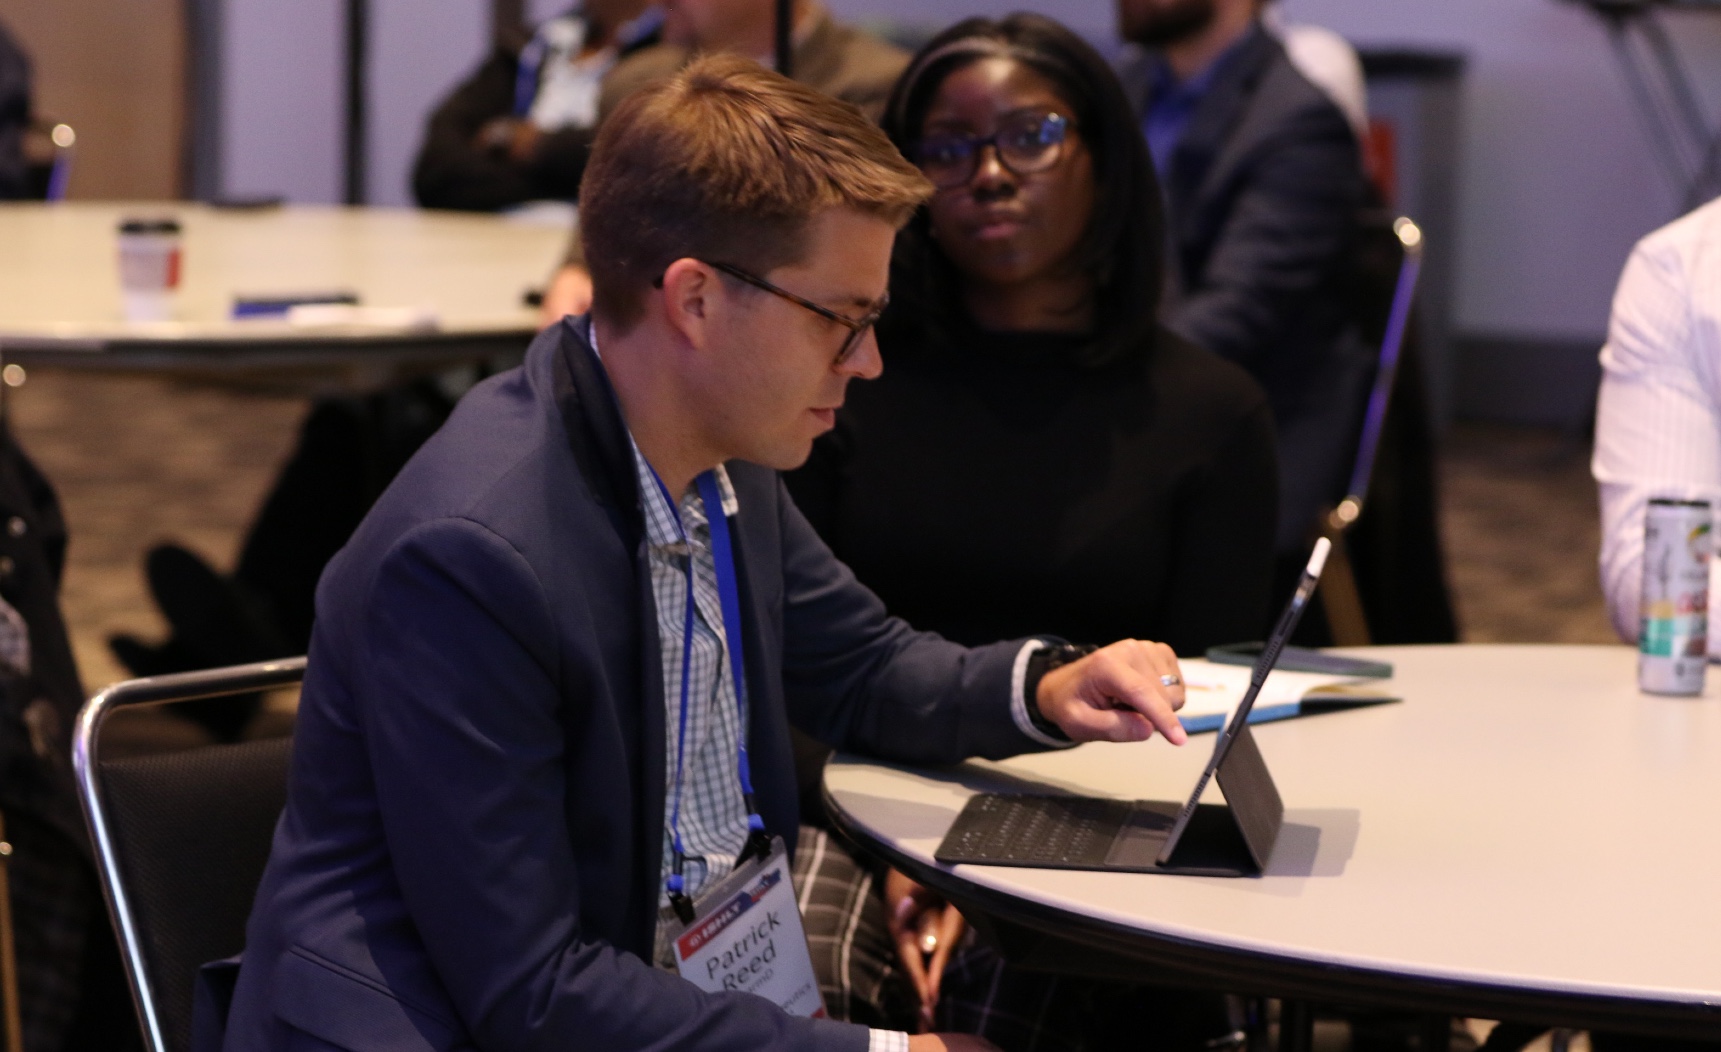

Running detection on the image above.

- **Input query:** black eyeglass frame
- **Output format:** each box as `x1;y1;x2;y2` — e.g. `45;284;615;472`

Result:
653;260;887;365
912;110;1073;190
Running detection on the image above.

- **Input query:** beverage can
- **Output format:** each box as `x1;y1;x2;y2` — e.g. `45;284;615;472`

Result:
117;217;183;322
1639;498;1711;695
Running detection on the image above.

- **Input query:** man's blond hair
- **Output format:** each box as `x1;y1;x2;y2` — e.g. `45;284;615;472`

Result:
579;53;933;327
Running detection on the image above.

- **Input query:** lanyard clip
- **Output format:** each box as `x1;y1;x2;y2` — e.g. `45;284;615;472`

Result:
737;812;772;867
738;831;773;867
667;868;696;925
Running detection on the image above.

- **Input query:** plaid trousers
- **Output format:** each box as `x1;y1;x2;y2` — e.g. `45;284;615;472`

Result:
793;824;1237;1051
791;825;919;1030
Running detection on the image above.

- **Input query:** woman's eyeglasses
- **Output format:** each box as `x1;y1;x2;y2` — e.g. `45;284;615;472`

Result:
912;111;1071;190
655;261;887;365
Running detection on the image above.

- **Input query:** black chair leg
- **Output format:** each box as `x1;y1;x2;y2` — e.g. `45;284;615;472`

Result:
1420;1015;1452;1052
1243;998;1273;1052
1281;1001;1315;1052
1478;1023;1550;1052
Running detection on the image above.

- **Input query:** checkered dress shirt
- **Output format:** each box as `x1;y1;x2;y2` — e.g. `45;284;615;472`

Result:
628;442;750;913
629;444;909;1052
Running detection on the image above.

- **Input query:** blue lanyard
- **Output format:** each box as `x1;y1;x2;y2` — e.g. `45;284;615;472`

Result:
513;26;552;117
514;8;665;118
649;467;769;923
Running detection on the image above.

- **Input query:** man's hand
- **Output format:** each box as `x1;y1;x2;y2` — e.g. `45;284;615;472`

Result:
906;1034;1001;1052
473;117;542;164
538;264;594;328
1035;640;1188;746
885;870;965;1031
505;120;543;165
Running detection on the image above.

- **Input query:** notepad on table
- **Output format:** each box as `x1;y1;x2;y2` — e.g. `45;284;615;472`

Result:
1174;657;1398;733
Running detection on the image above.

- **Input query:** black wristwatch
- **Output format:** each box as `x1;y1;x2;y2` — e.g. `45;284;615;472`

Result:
1023;642;1098;740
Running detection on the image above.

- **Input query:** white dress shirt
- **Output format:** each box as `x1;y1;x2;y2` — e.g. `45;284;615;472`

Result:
1593;195;1721;653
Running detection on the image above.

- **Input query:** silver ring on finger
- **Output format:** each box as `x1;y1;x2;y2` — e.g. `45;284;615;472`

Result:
1159;674;1182;688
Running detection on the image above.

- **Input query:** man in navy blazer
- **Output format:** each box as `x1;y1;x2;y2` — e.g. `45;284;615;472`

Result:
1114;0;1369;556
216;55;1191;1052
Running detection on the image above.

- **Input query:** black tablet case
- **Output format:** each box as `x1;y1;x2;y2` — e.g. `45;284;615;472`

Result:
933;540;1332;878
934;720;1283;877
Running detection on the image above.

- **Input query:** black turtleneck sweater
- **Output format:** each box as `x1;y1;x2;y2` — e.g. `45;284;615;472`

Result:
785;324;1278;657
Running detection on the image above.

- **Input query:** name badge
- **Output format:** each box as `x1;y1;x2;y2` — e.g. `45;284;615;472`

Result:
668;836;826;1018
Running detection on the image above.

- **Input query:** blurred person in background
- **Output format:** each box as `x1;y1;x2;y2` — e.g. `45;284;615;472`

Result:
414;0;661;211
1115;0;1369;567
536;0;910;323
1595;195;1721;657
610;0;907;122
1257;0;1366;144
786;15;1276;1050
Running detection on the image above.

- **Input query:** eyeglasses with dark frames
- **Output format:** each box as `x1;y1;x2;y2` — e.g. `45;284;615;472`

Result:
912;110;1072;190
655;260;888;365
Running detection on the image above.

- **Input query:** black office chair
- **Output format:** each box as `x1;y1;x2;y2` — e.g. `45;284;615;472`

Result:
1313;213;1425;644
1312;210;1458;648
72;658;305;1052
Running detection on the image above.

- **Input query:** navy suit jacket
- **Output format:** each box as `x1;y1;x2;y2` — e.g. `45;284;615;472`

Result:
1119;26;1371;548
217;319;1044;1052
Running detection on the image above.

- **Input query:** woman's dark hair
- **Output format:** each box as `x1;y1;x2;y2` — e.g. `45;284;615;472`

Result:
879;12;1165;368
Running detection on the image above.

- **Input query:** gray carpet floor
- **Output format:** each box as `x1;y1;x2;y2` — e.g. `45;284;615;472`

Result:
0;367;1623;699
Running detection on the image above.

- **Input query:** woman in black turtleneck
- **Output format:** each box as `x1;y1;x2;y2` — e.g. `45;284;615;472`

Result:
786;17;1276;659
785;14;1278;1050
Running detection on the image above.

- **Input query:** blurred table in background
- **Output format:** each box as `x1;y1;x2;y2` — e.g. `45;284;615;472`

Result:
0;203;567;396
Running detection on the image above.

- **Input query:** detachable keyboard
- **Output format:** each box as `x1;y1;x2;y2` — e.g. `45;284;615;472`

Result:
936;794;1134;868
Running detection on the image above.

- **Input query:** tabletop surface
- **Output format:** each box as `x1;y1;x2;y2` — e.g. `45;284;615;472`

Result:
825;644;1721;1010
0;203;569;348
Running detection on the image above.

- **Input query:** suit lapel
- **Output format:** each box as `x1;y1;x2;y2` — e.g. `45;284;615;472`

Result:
550;318;666;953
1166;26;1277;242
551;317;643;537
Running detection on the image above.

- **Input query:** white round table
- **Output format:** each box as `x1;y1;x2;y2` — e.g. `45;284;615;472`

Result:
0;202;569;394
824;645;1721;1040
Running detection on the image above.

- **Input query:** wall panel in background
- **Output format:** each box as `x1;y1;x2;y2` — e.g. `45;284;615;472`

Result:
219;0;344;204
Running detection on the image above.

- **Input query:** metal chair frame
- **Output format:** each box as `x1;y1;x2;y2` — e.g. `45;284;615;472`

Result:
23;119;75;202
71;657;305;1052
1318;216;1425;646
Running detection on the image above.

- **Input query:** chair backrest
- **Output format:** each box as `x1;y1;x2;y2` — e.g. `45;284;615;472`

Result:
72;658;306;1052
